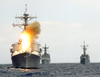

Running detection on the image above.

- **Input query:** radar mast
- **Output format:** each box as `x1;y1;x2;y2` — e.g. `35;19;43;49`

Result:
42;44;49;54
12;4;37;30
81;41;88;55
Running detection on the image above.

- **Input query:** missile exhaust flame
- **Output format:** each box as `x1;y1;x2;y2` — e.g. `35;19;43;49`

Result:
21;33;30;51
21;21;41;52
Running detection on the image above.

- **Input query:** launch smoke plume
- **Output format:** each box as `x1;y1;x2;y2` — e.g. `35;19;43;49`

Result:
22;21;41;43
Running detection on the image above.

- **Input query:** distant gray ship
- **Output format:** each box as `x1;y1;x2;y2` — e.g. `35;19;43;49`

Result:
80;41;90;64
42;44;50;64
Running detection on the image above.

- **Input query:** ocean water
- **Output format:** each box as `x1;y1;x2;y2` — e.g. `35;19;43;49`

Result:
0;63;100;77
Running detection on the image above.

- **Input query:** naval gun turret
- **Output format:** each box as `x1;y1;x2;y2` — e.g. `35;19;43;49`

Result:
42;44;50;64
80;41;90;64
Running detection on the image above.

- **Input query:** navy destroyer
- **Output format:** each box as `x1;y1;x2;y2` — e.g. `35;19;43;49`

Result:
42;44;50;64
10;4;41;68
80;41;90;64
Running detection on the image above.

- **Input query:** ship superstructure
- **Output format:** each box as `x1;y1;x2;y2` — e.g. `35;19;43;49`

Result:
10;4;41;68
12;4;37;30
80;41;90;64
42;44;50;64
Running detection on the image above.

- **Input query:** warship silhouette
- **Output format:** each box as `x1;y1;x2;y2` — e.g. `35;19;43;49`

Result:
80;41;90;64
10;4;41;68
42;44;50;64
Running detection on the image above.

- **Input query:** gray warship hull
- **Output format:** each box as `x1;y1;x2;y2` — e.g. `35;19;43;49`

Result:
80;55;90;64
12;52;40;68
42;44;50;64
42;53;50;64
80;41;90;64
42;59;50;64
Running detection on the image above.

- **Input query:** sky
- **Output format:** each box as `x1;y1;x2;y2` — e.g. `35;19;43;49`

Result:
0;0;100;64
